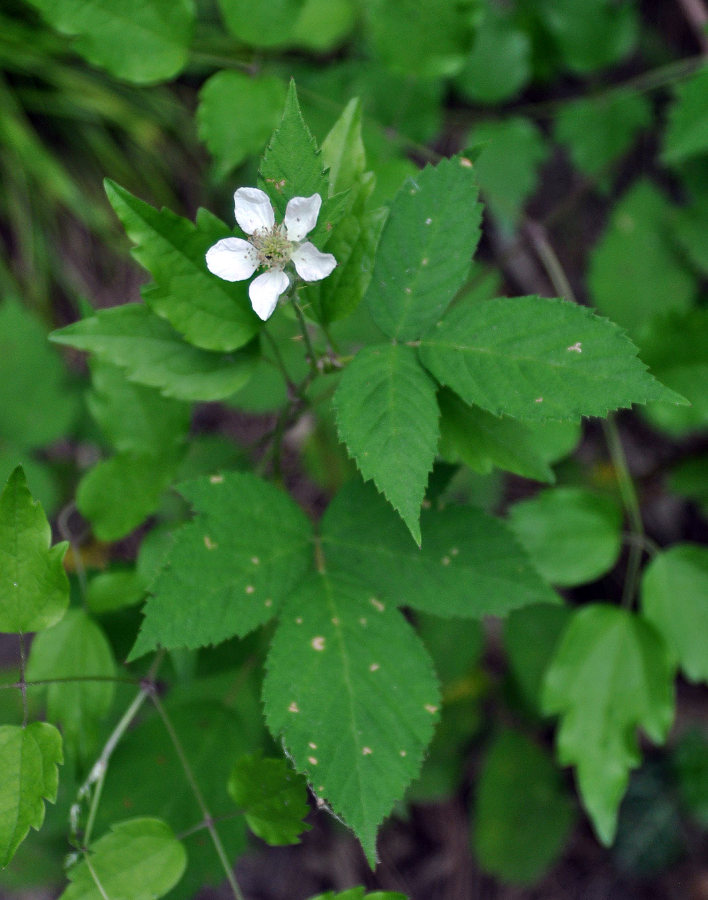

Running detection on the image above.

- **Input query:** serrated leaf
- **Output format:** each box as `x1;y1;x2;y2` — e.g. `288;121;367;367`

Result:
321;98;367;197
26;610;115;763
0;722;62;868
473;729;576;884
419;296;685;422
662;64;708;165
263;571;440;864
437;389;554;482
321;480;558;616
588;181;696;337
95;702;249;900
641;544;708;683
129;472;312;658
259;81;329;219
0;467;69;634
542;604;675;845
52;305;257;402
197;71;286;178
366;157;482;340
0;298;78;449
334;345;439;544
59;818;186;900
105;180;257;352
227;752;310;845
24;0;193;83
508;487;623;587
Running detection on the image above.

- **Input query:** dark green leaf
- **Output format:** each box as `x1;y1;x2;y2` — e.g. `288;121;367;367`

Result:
662;64;708;165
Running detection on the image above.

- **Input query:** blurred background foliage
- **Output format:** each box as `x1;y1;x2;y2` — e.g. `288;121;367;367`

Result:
0;0;706;896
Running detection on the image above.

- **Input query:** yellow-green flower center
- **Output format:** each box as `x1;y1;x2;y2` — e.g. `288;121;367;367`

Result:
250;224;293;270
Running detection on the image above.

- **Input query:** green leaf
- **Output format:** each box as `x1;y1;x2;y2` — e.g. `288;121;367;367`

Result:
669;457;708;519
555;92;652;182
542;604;675;845
662;64;708;166
26;610;115;762
0;466;69;634
263;571;440;864
473;729;576;884
52;305;257;402
438;389;554;482
503;603;573;716
0;722;62;867
0;298;77;449
468;117;548;230
673;730;708;827
59;818;186;900
637;308;708;435
197;71;286;179
535;0;638;72
333;345;439;544
86;569;146;614
455;2;531;104
227;752;310;845
320;480;558;616
24;0;193;83
259;81;329;220
77;450;183;543
105;180;257;352
508;487;623;587
289;0;356;51
311;891;406;900
419;295;685;421
217;0;300;47
588;180;696;337
94;702;249;900
366;157;482;341
129;472;312;658
321;98;367;197
641;544;708;684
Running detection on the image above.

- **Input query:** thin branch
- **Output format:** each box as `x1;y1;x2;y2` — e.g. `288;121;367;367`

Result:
18;633;28;727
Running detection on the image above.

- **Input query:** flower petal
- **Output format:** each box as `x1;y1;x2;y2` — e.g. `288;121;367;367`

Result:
249;270;290;320
291;242;337;282
234;187;275;235
205;238;258;281
284;194;322;242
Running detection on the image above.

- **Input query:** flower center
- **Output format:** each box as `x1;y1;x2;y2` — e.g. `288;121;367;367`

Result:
250;224;293;271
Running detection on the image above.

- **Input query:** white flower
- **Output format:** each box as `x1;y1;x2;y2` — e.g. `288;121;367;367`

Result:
205;187;337;321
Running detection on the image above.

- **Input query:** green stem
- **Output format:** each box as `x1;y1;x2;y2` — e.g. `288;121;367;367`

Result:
603;417;645;608
150;693;246;900
292;299;319;377
18;633;27;727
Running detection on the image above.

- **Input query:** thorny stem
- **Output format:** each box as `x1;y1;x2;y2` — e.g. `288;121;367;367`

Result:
292;298;319;377
18;633;28;727
261;326;298;397
149;692;246;900
0;674;138;690
524;219;646;609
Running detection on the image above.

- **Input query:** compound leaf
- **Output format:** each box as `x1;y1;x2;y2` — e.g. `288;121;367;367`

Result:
333;345;439;544
263;571;440;864
366;156;482;340
419;296;685;421
0;722;62;867
0;467;69;634
542;604;675;845
130;472;312;658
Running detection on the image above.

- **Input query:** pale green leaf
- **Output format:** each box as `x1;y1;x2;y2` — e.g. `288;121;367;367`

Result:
438;389;554;482
0;721;62;867
26;610;115;762
86;569;146;614
290;0;356;51
419;296;685;421
366;156;482;341
641;544;708;683
321;98;366;196
508;487;623;586
333;345;439;544
52;305;257;402
263;571;440;864
320;480;558;616
662;64;708;165
588;180;696;337
25;0;193;83
59;818;186;900
0;467;69;634
542;605;675;845
0;298;77;449
197;71;286;178
473;729;575;884
218;0;300;47
469;117;547;230
105;180;258;352
227;752;311;845
129;472;312;658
